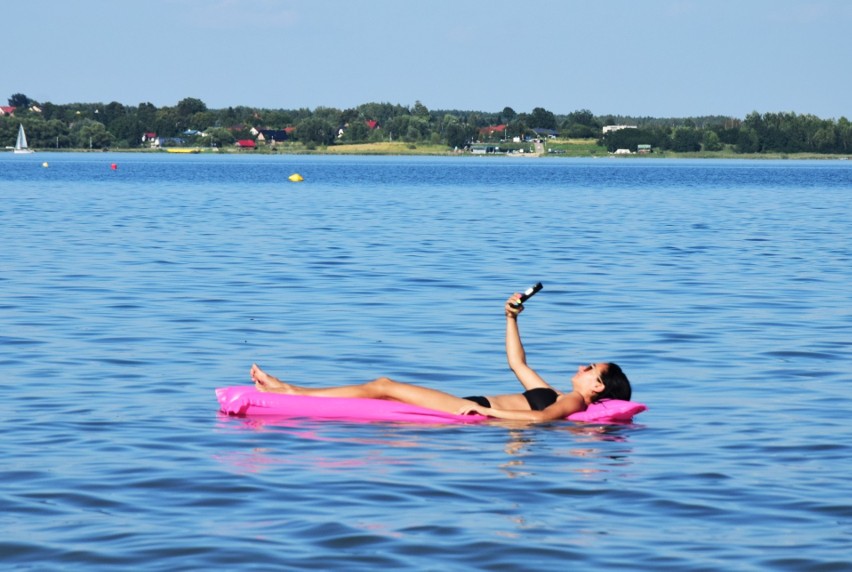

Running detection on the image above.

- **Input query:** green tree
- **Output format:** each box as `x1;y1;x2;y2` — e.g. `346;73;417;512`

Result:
38;102;62;121
567;109;596;126
264;109;296;128
445;121;472;148
109;115;143;147
736;127;760;153
413;100;430;119
313;106;343;126
100;101;126;126
387;115;412;141
530;107;556;129
71;119;112;149
368;127;386;143
702;130;723;152
562;123;598;138
205;127;235;148
340;108;360;126
405;116;430;142
340;119;370;142
177;97;207;117
189;111;215;131
838;117;852;153
715;125;741;145
508;118;529;140
812;126;837;153
136;102;158;131
295;117;335;146
154;107;181;137
8;93;33;108
562;109;599;137
0;117;17;146
670;127;702;152
601;127;667;152
38;119;72;149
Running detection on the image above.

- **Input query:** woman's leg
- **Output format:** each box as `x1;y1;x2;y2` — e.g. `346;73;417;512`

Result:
250;364;473;414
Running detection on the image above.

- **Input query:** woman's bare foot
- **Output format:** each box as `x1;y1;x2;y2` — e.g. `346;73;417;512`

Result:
250;364;297;394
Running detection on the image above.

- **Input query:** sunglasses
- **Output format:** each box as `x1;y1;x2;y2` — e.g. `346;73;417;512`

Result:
585;363;604;385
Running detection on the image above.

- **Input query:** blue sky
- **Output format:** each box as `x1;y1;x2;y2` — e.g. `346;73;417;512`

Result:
5;0;851;119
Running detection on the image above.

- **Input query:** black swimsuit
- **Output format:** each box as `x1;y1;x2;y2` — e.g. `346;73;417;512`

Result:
523;388;559;411
463;395;491;408
463;388;558;411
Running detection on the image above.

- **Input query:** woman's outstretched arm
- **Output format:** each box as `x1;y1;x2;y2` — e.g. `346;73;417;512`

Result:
505;295;554;391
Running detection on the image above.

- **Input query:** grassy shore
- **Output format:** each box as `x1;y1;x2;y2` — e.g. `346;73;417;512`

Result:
315;141;453;155
33;138;851;160
296;138;850;159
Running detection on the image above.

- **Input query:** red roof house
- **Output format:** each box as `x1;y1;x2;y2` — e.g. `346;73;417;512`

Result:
479;124;506;137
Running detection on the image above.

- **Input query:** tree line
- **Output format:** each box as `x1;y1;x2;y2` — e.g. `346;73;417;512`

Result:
601;112;852;154
3;92;850;154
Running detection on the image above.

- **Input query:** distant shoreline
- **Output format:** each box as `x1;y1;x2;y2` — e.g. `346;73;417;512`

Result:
18;141;851;161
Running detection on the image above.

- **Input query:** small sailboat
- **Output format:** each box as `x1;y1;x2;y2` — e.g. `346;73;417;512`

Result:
14;123;34;154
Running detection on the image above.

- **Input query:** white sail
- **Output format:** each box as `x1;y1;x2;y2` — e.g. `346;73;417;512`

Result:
14;124;34;154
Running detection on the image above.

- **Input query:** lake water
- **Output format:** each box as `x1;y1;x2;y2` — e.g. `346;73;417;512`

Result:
1;153;851;570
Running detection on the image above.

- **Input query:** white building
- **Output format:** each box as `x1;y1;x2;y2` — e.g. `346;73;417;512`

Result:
602;125;638;134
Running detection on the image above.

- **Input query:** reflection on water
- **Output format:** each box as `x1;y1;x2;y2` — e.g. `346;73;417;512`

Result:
500;425;636;478
216;413;638;482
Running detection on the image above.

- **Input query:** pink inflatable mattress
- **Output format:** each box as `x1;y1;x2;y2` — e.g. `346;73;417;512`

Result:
216;386;646;424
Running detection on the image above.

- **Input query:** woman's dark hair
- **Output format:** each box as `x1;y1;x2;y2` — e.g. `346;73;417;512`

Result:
594;362;632;402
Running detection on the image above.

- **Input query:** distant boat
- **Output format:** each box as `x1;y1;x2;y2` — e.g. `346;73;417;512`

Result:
164;148;200;154
14;124;34;154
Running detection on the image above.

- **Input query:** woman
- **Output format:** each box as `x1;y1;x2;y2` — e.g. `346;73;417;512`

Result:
251;293;632;422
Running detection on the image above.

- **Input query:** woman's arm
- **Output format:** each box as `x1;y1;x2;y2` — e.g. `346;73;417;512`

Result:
458;392;586;422
505;295;553;391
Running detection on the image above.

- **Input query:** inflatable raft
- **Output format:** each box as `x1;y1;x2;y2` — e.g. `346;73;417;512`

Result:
216;386;647;424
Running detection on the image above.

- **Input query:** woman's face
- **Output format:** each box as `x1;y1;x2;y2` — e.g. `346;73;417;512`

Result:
571;363;606;396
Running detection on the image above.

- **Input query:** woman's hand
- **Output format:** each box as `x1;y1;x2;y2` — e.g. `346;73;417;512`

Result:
456;403;491;416
505;294;524;318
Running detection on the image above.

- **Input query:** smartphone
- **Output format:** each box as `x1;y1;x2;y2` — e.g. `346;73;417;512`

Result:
510;282;543;308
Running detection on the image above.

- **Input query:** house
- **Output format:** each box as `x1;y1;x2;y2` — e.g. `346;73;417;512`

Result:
470;144;500;154
256;129;289;144
637;144;652;154
602;125;637;134
154;136;186;147
236;139;257;149
0;106;15;116
142;132;157;146
338;119;380;138
479;124;506;139
532;128;558;139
